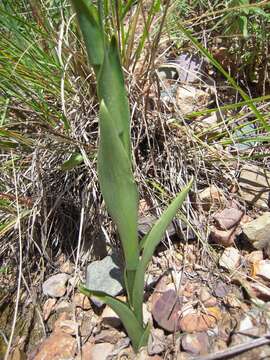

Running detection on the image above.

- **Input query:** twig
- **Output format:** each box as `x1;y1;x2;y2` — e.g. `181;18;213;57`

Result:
193;333;270;360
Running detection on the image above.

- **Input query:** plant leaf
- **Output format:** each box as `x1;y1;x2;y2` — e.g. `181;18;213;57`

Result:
132;179;193;324
71;0;104;74
61;152;84;170
97;36;131;158
98;100;139;273
80;284;146;352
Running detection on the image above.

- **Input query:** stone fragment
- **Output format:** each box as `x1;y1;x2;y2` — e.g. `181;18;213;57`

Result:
32;332;76;360
81;341;94;360
88;343;114;360
73;293;91;310
239;315;254;332
199;287;217;307
181;332;209;355
213;208;243;230
252;260;270;281
219;247;241;271
210;227;236;247
246;250;264;264
102;306;122;328
54;319;78;335
238;165;270;209
250;282;270;301
147;329;165;355
42;273;70;298
151;289;181;332
60;260;74;274
213;281;229;298
175;85;210;115
43;298;57;321
86;254;124;306
179;308;219;333
95;329;122;344
198;186;224;211
242;213;270;256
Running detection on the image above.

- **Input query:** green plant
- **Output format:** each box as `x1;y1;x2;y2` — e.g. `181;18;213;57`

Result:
71;0;192;352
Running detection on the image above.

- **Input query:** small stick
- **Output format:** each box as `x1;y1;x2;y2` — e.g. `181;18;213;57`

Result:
193;333;270;360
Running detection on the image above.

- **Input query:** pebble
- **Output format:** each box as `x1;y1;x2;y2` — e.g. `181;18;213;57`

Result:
213;207;243;230
252;260;270;281
88;343;114;360
147;328;165;355
73;293;91;310
210;227;236;247
250;282;270;301
238;164;270;210
242;212;270;256
198;185;224;211
219;247;241;271
53;319;78;335
181;332;209;355
42;273;70;298
246;250;264;264
60;260;74;274
43;298;57;321
102;305;122;328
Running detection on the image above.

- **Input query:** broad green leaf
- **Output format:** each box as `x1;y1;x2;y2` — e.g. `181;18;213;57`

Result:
61;152;84;170
97;37;131;158
80;285;146;352
98;100;139;273
71;0;104;74
132;179;193;324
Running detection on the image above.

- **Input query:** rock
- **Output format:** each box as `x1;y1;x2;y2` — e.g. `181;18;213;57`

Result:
181;332;209;355
60;260;74;274
213;208;243;230
54;300;72;312
238;165;270;209
42;273;70;298
43;298;57;321
88;343;114;360
73;293;91;310
199;287;217;307
179;308;220;333
95;329;122;344
210;227;236;247
198;186;224;211
246;250;264;264
252;260;270;281
242;213;270;256
85;254;124;306
143;303;152;324
102;306;122;328
80;313;97;337
147;329;165;355
54;319;78;335
219;247;241;271
151;289;181;332
239;315;254;332
8;348;27;360
81;341;94;360
250;282;270;301
32;332;76;360
213;281;229;298
175;85;210;115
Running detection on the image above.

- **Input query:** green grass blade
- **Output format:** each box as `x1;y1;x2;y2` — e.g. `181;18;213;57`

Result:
71;0;104;74
80;285;145;352
177;24;269;131
132;179;193;324
98;36;131;158
98;100;139;274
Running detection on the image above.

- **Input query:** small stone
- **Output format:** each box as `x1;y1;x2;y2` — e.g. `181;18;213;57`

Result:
86;254;124;306
242;213;270;256
102;306;121;328
250;282;270;301
73;293;91;310
179;310;218;333
55;300;72;312
175;85;210;115
81;341;94;360
54;319;78;335
239;315;254;332
88;343;114;360
219;247;241;271
210;227;236;247
43;298;57;321
181;332;209;355
246;250;264;264
213;208;243;230
199;287;217;307
198;186;224;211
147;328;165;355
32;332;76;360
143;303;152;325
60;260;74;274
94;329;122;344
238;165;270;210
213;281;229;298
42;273;70;298
252;260;270;281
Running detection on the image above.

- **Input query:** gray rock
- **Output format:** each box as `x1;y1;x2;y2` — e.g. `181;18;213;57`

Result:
213;207;243;230
238;165;270;209
42;273;70;298
86;254;124;306
242;212;270;256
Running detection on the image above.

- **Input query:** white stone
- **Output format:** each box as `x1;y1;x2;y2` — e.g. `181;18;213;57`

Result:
219;247;241;271
42;273;70;298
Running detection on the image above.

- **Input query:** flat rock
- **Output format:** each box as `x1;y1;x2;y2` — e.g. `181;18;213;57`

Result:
102;305;121;328
88;343;114;360
250;282;270;301
242;212;270;256
238;165;270;209
219;247;241;271
42;273;70;298
210;227;236;247
252;259;270;281
213;207;243;230
181;332;209;355
86;254;124;305
31;332;76;360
